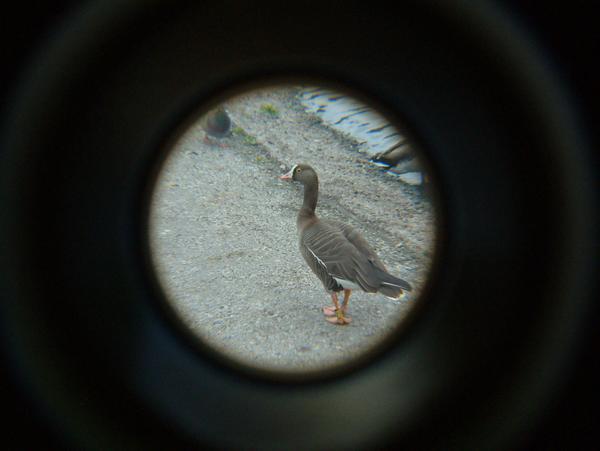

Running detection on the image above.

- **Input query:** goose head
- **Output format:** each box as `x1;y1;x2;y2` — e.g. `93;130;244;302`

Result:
279;164;318;186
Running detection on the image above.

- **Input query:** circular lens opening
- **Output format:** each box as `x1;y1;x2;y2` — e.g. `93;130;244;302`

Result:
148;82;439;376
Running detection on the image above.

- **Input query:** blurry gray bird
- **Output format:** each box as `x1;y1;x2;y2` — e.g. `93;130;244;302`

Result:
370;142;430;186
369;142;411;168
201;107;232;146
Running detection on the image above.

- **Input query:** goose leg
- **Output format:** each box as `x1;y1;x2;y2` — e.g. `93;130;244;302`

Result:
322;292;340;317
341;289;352;323
325;291;352;325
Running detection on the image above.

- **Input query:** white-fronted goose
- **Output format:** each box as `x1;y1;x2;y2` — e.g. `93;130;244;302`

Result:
279;164;412;325
201;107;231;146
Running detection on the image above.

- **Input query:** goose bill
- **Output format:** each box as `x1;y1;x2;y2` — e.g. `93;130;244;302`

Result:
279;165;297;180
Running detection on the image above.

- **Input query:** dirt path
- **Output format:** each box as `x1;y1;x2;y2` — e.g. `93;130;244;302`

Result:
150;86;436;373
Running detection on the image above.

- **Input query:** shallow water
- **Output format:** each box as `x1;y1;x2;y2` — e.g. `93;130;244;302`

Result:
299;87;425;185
299;87;404;156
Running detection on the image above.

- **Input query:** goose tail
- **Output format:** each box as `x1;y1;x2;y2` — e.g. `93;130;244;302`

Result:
375;268;412;299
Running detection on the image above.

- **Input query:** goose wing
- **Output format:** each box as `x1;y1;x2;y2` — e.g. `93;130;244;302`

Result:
329;220;387;271
300;220;382;292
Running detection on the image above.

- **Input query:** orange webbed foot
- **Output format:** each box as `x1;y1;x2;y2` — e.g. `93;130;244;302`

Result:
325;309;352;325
322;306;337;317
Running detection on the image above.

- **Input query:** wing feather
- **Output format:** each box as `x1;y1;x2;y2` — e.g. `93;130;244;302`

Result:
300;220;382;292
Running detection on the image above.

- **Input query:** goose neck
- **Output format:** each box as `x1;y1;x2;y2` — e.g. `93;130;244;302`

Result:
301;180;318;215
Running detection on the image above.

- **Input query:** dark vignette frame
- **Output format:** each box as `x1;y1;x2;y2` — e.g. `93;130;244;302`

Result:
0;1;596;450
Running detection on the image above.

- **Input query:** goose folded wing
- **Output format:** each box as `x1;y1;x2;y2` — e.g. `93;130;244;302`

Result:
328;220;387;271
300;223;382;292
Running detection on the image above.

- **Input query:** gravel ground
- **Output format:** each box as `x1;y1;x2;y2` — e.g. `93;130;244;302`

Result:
149;86;436;374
